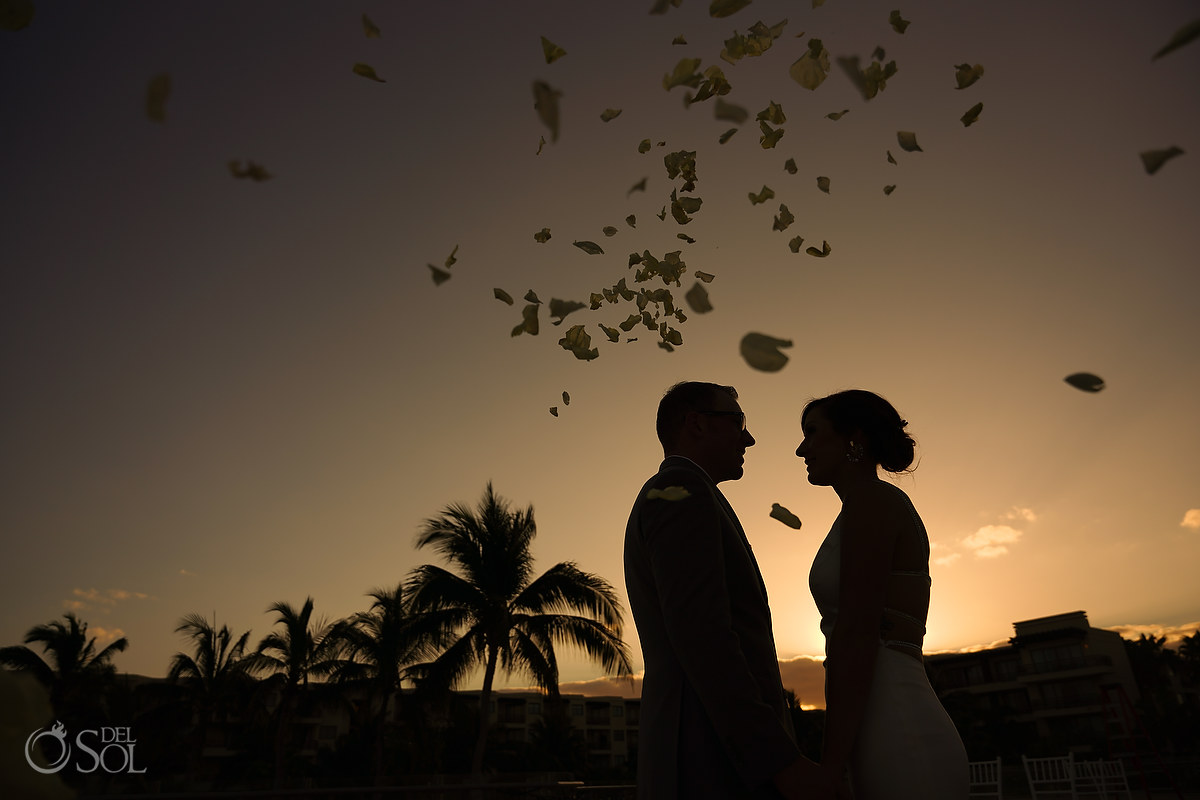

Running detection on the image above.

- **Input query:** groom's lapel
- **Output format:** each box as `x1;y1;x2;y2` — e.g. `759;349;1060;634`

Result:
712;486;770;602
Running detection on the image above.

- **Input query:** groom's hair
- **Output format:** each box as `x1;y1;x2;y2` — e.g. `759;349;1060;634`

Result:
656;381;738;449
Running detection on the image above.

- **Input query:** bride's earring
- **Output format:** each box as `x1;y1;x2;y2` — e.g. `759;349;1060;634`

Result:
846;441;865;463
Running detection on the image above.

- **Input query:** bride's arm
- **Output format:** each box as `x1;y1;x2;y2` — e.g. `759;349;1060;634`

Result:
821;493;900;777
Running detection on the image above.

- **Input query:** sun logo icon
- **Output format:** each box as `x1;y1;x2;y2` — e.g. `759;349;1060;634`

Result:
25;720;71;774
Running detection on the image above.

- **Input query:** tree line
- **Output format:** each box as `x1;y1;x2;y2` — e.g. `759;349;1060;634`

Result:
1;483;634;794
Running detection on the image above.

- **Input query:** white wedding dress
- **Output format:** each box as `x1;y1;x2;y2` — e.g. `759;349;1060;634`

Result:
809;487;969;800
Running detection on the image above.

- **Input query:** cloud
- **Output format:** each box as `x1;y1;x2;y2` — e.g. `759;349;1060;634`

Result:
1108;621;1200;647
778;655;827;710
1004;506;1038;523
67;587;150;613
1182;509;1200;530
88;626;126;645
933;553;962;567
961;524;1022;558
555;674;641;698
179;568;196;576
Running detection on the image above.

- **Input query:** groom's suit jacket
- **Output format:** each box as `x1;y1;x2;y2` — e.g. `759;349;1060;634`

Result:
624;456;799;799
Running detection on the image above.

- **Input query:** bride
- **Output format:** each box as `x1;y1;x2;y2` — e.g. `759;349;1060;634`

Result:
797;390;968;799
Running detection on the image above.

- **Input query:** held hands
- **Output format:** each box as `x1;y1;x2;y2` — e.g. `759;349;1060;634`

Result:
772;756;844;800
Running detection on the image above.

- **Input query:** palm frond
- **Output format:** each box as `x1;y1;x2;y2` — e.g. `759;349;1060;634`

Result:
515;562;625;629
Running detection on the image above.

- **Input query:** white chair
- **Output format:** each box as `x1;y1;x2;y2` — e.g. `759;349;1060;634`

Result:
1074;758;1132;799
1022;753;1076;799
968;756;1003;798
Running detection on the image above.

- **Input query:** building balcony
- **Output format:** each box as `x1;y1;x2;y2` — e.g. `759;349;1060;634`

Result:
1018;655;1113;681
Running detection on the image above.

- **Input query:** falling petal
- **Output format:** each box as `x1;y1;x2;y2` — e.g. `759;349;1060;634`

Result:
883;184;896;195
647;485;692;501
362;13;381;38
839;54;898;100
0;0;34;30
709;0;752;18
628;177;648;195
429;264;451;285
1152;19;1200;60
1064;373;1105;392
541;35;567;64
889;10;910;33
678;233;696;244
601;108;623;122
673;35;687;45
444;245;458;269
599;323;621;342
887;150;897;165
715;97;749;124
573;240;605;255
806;240;831;257
759;120;785;148
784;158;798;174
145;73;171;122
789;39;830;90
228;160;272;181
534;227;552;243
740;332;793;372
511;304;540;337
826;109;849;120
549;298;587;325
494;288;515;305
563;391;571;405
816;176;830;194
685;282;713;313
789;236;804;253
558;325;599;361
664;150;698;191
533;81;562;141
770;503;803;529
756;101;786;125
663;58;704;90
897;131;922;152
772;204;794;232
353;62;386;82
1140;147;1184;175
719;128;738;144
749;185;775;205
650;0;683;14
960;102;983;127
695;271;715;283
536;136;546;155
550;407;558;417
524;290;542;304
626;214;637;228
954;63;984;89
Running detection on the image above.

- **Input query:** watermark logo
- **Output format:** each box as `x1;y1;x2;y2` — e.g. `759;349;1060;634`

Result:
24;722;147;775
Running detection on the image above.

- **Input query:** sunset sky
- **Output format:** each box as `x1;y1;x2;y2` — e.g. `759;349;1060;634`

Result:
2;1;1198;710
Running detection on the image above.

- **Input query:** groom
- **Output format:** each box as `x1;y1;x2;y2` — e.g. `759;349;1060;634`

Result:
624;382;833;799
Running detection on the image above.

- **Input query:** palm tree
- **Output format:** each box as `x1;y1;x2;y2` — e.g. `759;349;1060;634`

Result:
166;613;252;777
243;597;343;789
0;612;128;721
329;583;441;783
406;482;633;776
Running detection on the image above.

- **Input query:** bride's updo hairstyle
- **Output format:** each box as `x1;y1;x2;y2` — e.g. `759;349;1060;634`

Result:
802;389;916;474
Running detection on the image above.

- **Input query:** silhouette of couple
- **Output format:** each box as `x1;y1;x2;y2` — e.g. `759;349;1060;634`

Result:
624;382;968;799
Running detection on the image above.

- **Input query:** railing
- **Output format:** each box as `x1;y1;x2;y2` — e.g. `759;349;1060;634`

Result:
1018;654;1112;676
83;783;638;800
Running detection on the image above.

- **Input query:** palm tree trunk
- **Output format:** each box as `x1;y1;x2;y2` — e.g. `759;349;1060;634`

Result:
470;645;499;777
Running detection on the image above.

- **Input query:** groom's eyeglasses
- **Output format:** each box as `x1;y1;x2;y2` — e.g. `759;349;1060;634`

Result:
699;410;747;430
